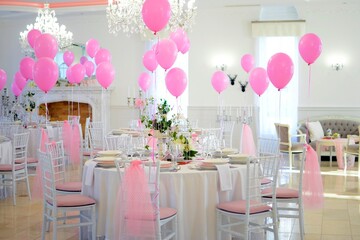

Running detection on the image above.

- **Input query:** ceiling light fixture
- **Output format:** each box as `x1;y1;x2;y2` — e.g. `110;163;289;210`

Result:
19;4;73;55
106;0;197;36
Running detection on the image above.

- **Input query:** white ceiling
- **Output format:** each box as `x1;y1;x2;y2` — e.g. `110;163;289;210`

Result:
0;0;358;19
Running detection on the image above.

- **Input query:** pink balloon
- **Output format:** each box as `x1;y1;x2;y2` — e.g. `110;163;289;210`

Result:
142;50;158;72
27;29;41;49
14;71;27;90
63;51;74;67
241;54;255;73
165;68;188;98
299;33;322;65
84;61;95;77
249;67;269;96
0;69;7;91
80;56;88;65
33;57;59;93
142;0;171;34
138;72;152;92
211;71;229;94
66;67;74;84
180;38;190;54
170;28;188;52
95;48;111;65
69;63;85;84
19;57;35;80
156;39;178;70
96;62;115;89
34;33;58;59
11;82;22;97
267;53;294;91
86;38;100;58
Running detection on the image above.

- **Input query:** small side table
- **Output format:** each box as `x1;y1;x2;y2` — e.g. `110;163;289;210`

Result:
315;138;347;167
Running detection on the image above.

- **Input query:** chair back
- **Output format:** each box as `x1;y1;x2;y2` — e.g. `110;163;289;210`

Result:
39;148;57;208
105;134;132;151
12;131;30;170
257;137;280;157
274;123;292;151
247;154;280;213
45;141;67;186
89;126;105;153
115;159;161;238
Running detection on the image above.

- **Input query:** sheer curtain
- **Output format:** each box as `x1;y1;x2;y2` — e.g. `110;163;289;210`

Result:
145;40;189;117
256;36;299;137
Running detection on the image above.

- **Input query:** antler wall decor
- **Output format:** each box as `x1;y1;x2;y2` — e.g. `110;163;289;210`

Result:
238;81;248;92
227;74;238;85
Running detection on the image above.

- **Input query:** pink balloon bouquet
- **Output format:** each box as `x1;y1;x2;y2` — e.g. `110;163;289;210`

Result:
14;71;27;90
80;56;88;65
165;68;188;98
156;39;178;70
138;72;152;92
0;69;7;91
142;0;171;34
267;52;294;91
33;57;59;93
299;33;322;65
86;38;100;58
211;71;229;94
96;62;115;89
19;57;35;80
63;51;74;67
249;67;269;96
143;50;158;72
34;33;58;59
241;54;255;73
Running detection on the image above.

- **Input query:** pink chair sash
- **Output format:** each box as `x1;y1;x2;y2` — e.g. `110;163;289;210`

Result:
302;144;324;209
114;160;156;239
241;124;256;156
62;120;81;166
32;129;49;200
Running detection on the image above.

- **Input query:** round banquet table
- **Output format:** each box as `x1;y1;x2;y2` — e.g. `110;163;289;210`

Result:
82;160;249;240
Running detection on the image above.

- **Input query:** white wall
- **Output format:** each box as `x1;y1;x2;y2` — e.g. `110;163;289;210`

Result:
0;3;359;148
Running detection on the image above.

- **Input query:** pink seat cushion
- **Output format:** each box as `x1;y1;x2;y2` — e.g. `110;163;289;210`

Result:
51;194;96;207
0;164;25;171
15;157;38;164
217;200;271;214
160;207;177;220
56;181;82;192
262;187;299;198
83;151;91;156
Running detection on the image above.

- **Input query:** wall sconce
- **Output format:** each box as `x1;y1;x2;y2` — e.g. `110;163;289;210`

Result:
332;63;343;71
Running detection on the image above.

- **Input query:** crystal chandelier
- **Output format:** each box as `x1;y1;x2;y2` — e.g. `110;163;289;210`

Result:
106;0;197;36
19;4;73;55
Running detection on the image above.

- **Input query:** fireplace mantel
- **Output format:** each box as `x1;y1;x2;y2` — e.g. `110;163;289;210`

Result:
29;85;112;131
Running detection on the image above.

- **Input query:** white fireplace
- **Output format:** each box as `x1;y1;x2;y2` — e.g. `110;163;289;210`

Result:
29;85;112;132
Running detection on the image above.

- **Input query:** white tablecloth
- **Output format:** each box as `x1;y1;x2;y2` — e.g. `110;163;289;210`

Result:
82;161;248;240
0;139;12;164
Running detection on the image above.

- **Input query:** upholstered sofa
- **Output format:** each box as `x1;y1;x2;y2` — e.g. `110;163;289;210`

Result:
298;116;360;151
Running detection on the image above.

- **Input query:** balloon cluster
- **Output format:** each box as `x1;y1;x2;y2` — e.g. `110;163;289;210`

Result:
212;33;322;97
12;30;115;98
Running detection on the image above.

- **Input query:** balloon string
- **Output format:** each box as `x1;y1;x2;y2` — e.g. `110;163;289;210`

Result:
45;93;48;126
306;64;312;142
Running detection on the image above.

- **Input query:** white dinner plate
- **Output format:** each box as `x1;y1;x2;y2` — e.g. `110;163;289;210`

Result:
227;154;249;164
97;150;122;157
94;156;119;163
202;158;229;166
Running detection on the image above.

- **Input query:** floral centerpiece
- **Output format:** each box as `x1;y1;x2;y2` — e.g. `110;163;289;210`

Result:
140;98;197;160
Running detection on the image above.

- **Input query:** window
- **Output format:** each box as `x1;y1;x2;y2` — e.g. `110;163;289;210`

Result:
256;36;299;137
